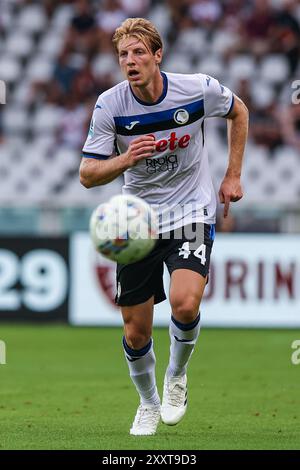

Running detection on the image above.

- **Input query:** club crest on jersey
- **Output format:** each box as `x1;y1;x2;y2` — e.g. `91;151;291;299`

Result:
174;109;189;125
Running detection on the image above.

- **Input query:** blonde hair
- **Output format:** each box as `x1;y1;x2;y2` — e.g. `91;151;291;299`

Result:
112;18;163;54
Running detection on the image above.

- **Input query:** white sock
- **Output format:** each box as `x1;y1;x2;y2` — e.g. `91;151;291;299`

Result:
123;337;160;407
167;312;201;377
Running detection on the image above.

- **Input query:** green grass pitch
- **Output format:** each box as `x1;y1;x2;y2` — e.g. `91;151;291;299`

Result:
0;325;299;450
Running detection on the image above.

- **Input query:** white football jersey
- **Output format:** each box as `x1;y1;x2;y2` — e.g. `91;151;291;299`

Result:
82;72;234;233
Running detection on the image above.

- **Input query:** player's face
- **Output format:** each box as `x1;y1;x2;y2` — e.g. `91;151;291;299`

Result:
118;37;161;87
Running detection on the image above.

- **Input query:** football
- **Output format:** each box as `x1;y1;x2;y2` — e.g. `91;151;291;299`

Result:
90;194;158;264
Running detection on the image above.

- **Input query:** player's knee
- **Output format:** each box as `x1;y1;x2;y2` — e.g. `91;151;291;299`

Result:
171;294;200;324
124;330;151;350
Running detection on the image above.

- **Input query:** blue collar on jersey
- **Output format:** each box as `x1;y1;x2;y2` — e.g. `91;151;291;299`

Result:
129;71;168;106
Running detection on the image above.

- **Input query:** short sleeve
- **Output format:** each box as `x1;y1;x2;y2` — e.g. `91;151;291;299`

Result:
82;98;115;160
202;75;234;118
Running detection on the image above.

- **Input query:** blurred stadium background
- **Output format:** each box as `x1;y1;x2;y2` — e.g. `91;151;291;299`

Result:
0;0;300;450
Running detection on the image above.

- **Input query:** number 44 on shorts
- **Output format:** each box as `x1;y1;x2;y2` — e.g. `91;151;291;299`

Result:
178;242;207;265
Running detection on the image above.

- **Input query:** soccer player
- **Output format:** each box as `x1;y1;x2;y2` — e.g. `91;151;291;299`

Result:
80;18;248;436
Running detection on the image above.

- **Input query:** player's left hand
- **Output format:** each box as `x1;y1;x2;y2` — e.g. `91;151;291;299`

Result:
218;175;243;218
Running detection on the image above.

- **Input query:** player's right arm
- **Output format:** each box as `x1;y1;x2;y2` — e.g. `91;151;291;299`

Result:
80;135;156;188
79;98;156;188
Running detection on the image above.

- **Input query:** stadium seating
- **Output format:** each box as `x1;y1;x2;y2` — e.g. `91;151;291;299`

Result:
0;0;299;213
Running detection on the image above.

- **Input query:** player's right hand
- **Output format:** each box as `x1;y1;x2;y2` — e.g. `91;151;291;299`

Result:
123;135;156;167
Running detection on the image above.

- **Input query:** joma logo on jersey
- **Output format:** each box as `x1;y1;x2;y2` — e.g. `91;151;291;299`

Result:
148;132;191;153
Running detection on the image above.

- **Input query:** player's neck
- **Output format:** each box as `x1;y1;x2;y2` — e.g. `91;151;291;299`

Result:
131;70;164;104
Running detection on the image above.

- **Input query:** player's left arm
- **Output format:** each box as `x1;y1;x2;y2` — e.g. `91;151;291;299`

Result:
219;95;249;218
